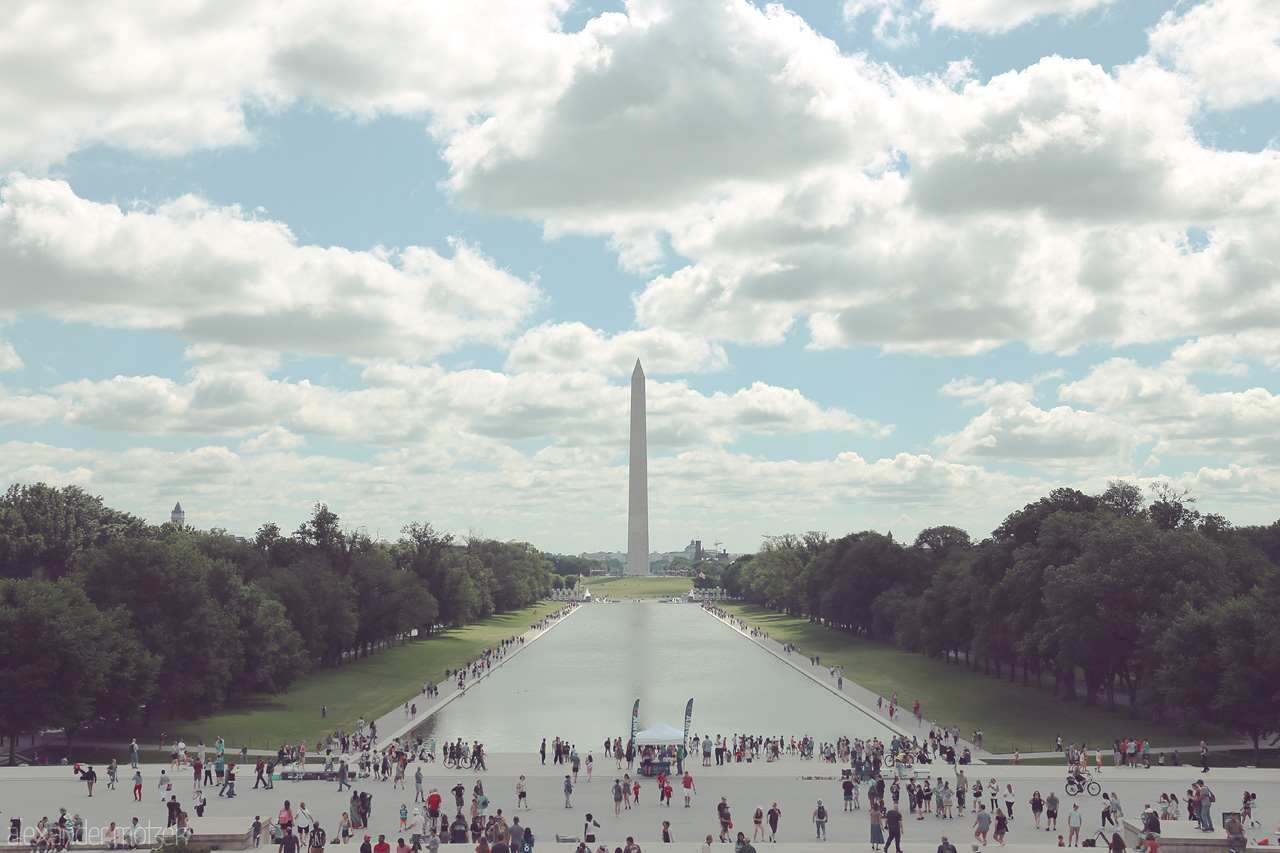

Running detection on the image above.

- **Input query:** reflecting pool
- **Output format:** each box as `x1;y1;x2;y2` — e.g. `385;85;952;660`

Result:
413;602;900;751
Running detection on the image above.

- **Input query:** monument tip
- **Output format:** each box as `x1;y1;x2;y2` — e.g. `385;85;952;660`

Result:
633;358;644;378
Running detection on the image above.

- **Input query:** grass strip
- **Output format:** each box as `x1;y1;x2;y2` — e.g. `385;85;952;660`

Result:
723;604;1236;754
128;601;565;751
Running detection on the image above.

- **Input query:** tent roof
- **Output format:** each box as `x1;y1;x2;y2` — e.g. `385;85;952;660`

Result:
635;721;684;744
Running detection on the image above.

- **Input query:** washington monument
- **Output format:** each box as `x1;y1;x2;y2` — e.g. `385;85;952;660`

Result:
626;359;650;576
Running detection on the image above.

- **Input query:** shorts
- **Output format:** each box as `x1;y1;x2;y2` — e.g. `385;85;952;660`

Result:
1047;811;1058;820
844;795;853;802
518;792;526;800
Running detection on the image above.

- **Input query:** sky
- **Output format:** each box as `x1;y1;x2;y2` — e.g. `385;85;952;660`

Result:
1;0;1278;555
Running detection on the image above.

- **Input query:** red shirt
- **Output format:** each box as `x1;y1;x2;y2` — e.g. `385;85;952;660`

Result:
375;843;391;853
428;794;442;811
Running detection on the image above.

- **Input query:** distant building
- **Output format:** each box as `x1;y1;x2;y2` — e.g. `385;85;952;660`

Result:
170;501;185;527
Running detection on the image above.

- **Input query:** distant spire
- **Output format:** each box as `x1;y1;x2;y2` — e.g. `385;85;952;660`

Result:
171;501;186;527
633;358;644;378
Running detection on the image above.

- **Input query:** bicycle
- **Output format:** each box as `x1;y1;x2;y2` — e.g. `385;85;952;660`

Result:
444;754;472;770
1065;771;1101;797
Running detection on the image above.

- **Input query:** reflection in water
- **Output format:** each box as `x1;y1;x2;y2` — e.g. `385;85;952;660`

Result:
412;603;899;751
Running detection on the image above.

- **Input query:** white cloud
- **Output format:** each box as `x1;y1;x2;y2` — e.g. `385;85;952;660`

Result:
0;337;21;371
0;175;541;359
445;0;899;234
925;0;1119;34
626;54;1280;354
29;363;874;456
843;0;1118;40
0;385;63;424
936;376;1141;466
1149;0;1280;109
504;323;728;375
841;0;922;47
0;437;1043;551
0;0;585;166
1060;356;1280;457
1167;331;1280;375
239;426;306;453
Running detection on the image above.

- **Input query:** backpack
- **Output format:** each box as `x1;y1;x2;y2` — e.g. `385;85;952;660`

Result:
817;806;827;820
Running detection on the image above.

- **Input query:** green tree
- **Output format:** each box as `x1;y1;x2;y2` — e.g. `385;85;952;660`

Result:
0;483;146;579
0;578;156;761
76;539;239;718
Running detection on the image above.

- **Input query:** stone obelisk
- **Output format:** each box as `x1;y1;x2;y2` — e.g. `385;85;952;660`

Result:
626;359;650;576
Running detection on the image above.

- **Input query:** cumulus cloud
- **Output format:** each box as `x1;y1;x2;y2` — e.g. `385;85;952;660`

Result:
0;337;21;371
0;0;585;166
1149;0;1280;109
445;0;899;236
29;363;874;457
926;0;1119;34
504;323;728;375
1167;331;1280;375
0;175;541;359
843;0;1118;40
0;437;1041;551
936;376;1141;466
1060;357;1280;457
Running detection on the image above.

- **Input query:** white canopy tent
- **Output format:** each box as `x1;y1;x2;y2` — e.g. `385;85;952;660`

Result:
634;722;685;745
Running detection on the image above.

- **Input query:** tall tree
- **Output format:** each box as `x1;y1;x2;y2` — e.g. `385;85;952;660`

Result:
0;578;155;761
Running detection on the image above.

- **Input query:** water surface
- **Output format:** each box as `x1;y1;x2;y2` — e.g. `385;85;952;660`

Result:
413;602;899;751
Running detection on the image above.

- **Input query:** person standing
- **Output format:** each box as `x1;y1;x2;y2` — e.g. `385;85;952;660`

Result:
767;804;781;843
812;800;827;841
870;804;885;851
1066;804;1082;846
84;765;97;797
563;776;573;809
130;740;139;769
1199;742;1210;774
683;772;697;808
540;740;546;766
885;803;904;853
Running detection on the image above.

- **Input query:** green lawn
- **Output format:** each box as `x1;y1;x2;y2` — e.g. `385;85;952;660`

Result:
724;604;1236;755
127;601;564;751
586;576;693;598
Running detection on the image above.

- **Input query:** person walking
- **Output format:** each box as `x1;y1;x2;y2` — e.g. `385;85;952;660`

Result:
564;776;573;809
1199;742;1210;774
812;800;828;841
973;804;991;846
885;804;904;853
767;804;781;843
1045;793;1059;832
718;798;732;843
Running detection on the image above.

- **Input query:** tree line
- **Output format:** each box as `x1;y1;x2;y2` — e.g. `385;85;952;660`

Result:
716;482;1280;764
0;483;554;762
